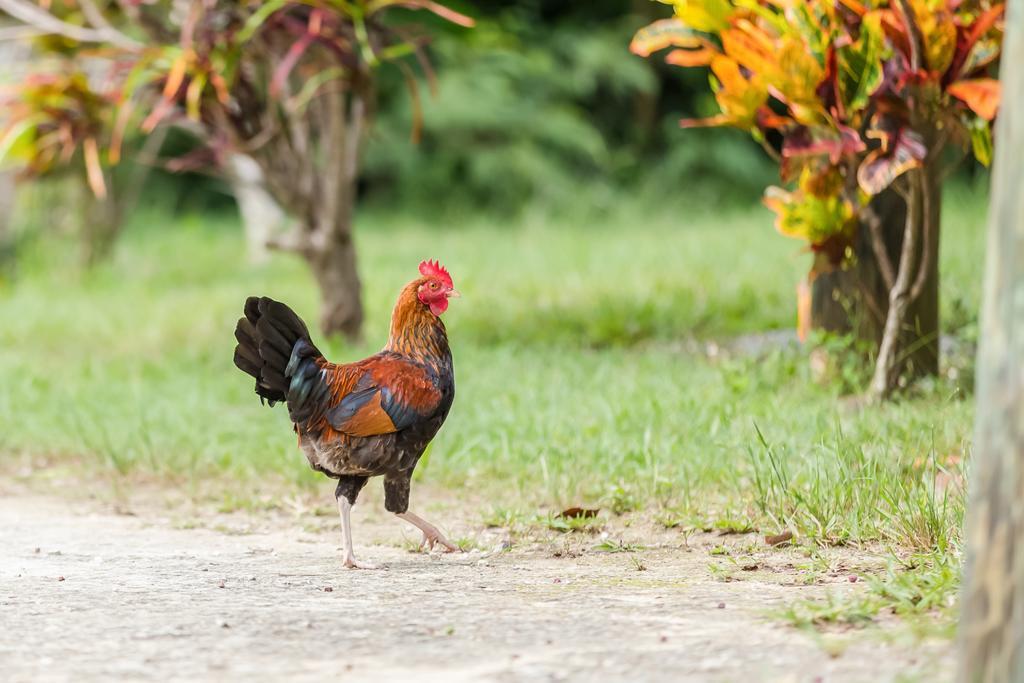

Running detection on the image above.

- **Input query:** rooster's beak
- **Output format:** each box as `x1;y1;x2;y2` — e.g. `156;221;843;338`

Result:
447;289;461;299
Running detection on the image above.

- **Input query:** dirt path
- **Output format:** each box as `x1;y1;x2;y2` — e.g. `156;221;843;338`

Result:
0;494;952;682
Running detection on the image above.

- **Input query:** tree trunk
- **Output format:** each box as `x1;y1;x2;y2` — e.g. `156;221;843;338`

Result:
0;171;15;279
306;229;363;340
811;174;940;382
225;154;290;265
246;78;370;341
957;2;1024;678
78;175;123;267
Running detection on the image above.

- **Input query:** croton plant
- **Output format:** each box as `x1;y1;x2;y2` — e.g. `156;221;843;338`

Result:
0;0;474;196
633;0;1004;271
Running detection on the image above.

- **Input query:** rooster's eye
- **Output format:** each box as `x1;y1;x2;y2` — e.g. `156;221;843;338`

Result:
430;282;439;290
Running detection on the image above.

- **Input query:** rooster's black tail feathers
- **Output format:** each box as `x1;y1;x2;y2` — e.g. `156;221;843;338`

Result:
233;296;319;407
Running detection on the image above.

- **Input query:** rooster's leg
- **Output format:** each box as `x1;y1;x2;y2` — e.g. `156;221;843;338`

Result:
336;495;380;570
396;511;460;553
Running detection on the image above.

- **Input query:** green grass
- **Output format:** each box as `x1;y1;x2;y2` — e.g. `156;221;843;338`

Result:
0;185;990;627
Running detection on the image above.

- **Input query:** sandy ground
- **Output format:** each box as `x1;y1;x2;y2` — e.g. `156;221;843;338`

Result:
0;491;953;683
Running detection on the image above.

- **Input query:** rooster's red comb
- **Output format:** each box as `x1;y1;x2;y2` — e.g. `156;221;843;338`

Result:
419;259;453;289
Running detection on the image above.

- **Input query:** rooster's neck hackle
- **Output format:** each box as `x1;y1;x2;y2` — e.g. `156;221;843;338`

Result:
385;280;450;365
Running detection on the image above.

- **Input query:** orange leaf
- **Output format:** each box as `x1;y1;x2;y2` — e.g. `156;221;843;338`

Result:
630;18;703;57
163;54;189;100
83;137;107;199
680;114;732;128
836;0;867;17
796;280;811;343
720;27;777;76
948;79;1001;121
108;101;134;165
665;47;716;67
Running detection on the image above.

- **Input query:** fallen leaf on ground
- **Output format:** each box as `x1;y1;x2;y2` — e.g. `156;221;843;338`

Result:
765;531;794;546
558;507;599;519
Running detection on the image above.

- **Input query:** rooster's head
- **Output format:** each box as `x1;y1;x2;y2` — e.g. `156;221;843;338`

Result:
416;260;459;316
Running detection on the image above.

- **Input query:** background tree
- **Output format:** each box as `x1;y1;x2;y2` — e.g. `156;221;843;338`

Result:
0;0;473;339
634;0;1004;399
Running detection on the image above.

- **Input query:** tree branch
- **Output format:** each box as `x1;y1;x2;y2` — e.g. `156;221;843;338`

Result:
0;0;141;49
868;169;923;401
863;203;896;290
909;167;934;303
266;228;311;253
0;24;45;41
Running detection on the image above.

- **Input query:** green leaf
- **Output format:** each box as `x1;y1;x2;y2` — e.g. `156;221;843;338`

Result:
0;114;45;168
237;0;291;43
969;119;993;167
839;12;884;112
288;66;347;113
763;182;854;248
671;0;733;33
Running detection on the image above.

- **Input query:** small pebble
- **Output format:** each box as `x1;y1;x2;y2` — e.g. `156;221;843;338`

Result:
217;580;226;589
848;575;858;583
324;586;333;592
660;635;668;643
57;576;65;582
553;578;562;584
34;548;40;554
717;602;725;609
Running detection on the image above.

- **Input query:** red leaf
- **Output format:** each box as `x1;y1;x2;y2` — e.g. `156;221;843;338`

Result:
948;4;1005;80
782;125;865;164
141;98;173;133
948;78;1001;120
857;129;926;194
270;34;314;99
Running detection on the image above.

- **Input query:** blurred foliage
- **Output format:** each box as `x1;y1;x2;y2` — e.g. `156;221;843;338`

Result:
634;0;1004;267
0;1;778;219
362;1;774;213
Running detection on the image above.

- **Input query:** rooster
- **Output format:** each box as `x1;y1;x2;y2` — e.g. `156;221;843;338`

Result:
232;260;459;568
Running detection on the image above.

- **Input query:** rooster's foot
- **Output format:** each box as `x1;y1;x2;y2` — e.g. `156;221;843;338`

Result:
398;511;462;553
419;530;460;553
342;555;381;570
